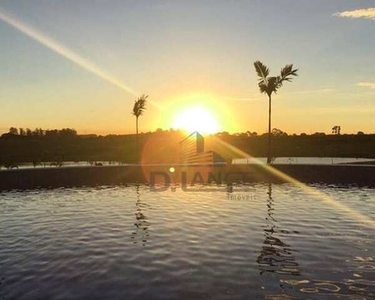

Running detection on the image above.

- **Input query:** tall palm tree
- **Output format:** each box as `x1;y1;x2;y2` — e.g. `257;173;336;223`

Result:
132;94;148;162
254;61;298;163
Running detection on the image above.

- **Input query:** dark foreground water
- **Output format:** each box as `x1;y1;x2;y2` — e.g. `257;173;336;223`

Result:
1;184;375;300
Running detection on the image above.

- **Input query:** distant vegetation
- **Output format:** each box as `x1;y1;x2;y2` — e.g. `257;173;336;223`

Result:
4;127;77;138
1;127;375;168
213;130;375;160
0;127;183;167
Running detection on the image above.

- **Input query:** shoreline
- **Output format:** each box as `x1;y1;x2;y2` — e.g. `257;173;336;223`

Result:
1;164;375;191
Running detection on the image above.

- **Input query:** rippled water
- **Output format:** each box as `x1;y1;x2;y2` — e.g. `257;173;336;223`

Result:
1;184;375;299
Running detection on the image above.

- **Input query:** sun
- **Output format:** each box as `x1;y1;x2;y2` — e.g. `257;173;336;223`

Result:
172;107;220;134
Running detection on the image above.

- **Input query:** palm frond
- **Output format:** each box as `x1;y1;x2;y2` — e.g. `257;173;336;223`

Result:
278;64;298;87
267;77;279;95
258;83;268;95
254;61;298;96
132;94;148;117
254;61;270;83
258;77;279;96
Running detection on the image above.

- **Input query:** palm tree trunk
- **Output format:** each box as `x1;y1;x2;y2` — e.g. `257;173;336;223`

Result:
267;94;272;164
136;117;139;163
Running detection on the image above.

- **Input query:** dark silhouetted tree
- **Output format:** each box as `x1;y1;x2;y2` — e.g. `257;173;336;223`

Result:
254;61;298;163
246;131;258;137
272;128;288;137
132;94;148;162
8;127;18;135
26;128;32;136
312;132;326;136
332;126;341;135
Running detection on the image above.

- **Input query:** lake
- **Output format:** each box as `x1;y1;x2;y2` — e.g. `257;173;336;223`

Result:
1;184;375;299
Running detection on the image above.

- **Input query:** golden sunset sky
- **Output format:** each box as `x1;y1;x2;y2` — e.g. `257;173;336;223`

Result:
1;1;375;135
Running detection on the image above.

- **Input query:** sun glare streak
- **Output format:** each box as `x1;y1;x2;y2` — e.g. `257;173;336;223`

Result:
213;137;375;228
0;10;162;110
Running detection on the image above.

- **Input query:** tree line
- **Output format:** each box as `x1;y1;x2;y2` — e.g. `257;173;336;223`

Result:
1;129;375;168
2;127;78;138
1;126;369;141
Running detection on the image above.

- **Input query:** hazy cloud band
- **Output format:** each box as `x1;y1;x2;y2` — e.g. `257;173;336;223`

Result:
334;8;375;20
358;82;375;89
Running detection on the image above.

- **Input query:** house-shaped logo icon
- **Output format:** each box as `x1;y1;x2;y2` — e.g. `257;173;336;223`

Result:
179;131;226;164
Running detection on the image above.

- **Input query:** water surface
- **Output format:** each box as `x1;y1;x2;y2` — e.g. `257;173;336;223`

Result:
1;184;375;299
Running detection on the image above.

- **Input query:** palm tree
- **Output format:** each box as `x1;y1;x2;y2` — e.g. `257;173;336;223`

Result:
132;94;148;162
254;61;298;163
